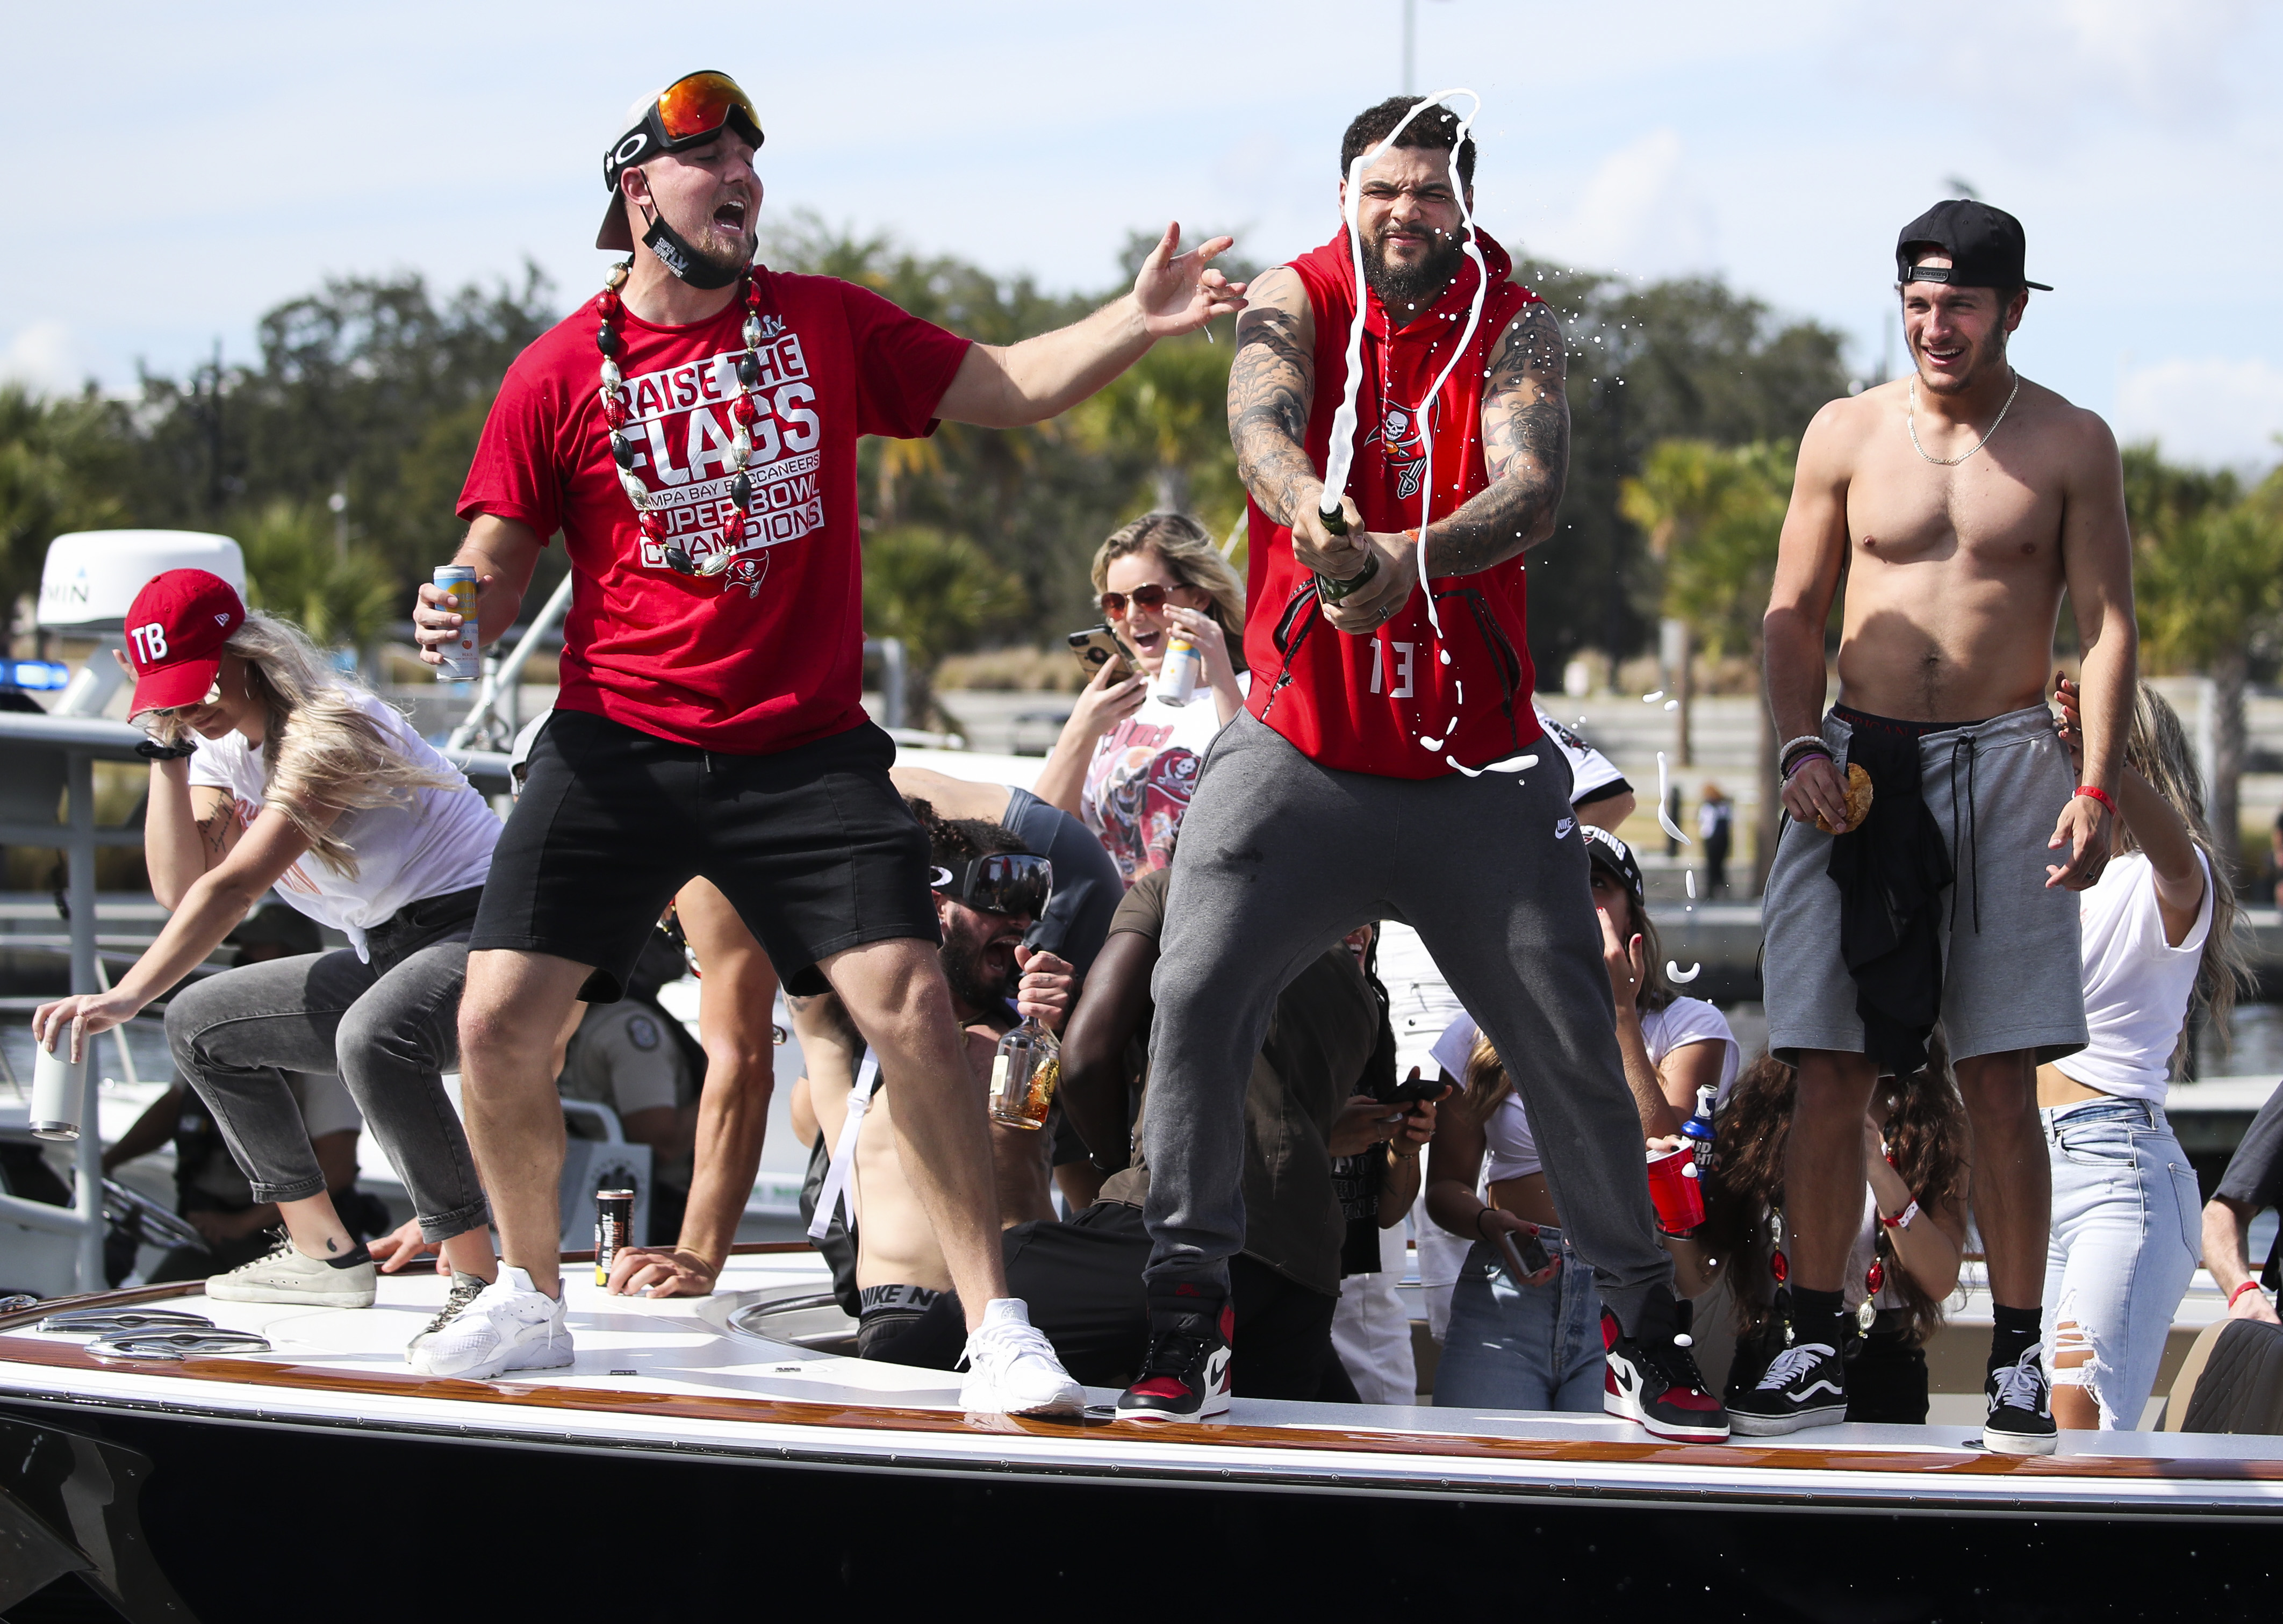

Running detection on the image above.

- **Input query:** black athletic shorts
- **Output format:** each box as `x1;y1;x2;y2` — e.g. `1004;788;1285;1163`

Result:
469;708;937;1001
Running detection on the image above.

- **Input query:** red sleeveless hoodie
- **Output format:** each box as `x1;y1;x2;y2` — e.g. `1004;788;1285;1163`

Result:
1243;227;1544;778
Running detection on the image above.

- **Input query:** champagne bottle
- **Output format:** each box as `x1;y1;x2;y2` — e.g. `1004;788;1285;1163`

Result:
1312;498;1380;602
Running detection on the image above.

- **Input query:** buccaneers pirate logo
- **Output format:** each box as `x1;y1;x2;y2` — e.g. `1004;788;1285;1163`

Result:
726;553;769;599
1368;403;1430;500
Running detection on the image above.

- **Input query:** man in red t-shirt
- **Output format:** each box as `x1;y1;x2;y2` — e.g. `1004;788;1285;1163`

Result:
409;71;1244;1411
1112;98;1726;1442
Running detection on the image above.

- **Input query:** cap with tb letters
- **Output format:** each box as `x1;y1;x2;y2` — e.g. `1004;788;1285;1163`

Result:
123;569;245;717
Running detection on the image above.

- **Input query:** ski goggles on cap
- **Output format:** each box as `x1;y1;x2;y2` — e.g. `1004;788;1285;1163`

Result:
603;71;765;193
929;852;1054;918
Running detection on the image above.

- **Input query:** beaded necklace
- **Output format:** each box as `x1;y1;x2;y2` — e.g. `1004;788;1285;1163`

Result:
595;257;770;580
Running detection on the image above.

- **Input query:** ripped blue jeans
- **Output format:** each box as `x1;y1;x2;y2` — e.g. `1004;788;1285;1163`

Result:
2041;1097;2201;1429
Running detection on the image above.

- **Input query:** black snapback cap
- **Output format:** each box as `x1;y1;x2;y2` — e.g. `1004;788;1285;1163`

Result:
1582;825;1646;912
1896;199;2052;292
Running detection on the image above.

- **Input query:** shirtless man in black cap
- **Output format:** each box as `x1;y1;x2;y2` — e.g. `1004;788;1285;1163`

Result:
1750;200;2136;1453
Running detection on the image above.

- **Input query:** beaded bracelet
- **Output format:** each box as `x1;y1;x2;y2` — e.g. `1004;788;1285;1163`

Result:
1781;744;1833;780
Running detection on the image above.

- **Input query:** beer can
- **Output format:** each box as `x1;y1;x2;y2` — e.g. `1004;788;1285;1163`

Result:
1150;632;1201;708
28;1032;82;1141
433;565;480;681
594;1188;636;1285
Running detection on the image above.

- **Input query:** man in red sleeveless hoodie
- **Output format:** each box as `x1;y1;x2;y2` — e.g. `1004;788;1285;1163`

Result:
1115;98;1727;1440
407;72;1244;1412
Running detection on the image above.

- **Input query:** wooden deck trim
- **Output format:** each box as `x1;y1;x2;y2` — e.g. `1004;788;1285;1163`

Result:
2;1334;2278;1486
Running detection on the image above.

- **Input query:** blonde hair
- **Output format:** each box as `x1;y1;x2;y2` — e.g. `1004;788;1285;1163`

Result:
2112;682;2254;1068
146;612;454;878
1090;513;1247;672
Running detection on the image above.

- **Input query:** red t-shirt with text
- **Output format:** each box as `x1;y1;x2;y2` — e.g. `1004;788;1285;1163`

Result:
459;271;971;753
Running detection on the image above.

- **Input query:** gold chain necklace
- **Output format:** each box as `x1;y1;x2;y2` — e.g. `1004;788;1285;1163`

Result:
1907;369;2020;466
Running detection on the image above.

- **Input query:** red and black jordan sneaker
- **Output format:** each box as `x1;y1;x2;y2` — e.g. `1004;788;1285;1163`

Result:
1115;1298;1234;1421
1603;1295;1731;1442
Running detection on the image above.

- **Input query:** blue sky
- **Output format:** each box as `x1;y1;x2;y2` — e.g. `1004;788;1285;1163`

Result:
9;0;2279;468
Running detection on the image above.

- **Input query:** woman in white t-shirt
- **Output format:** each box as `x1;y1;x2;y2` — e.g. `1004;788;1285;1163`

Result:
34;572;500;1348
1424;828;1739;1411
1033;513;1248;886
2042;679;2253;1429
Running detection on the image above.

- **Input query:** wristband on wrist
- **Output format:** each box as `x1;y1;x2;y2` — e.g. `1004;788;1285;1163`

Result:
1778;735;1830;775
2074;784;2117;817
135;736;200;761
2228;1280;2266;1309
1879;1198;1920;1232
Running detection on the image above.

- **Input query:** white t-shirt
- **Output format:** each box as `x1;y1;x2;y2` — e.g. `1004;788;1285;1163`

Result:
1081;671;1251;886
1532;705;1627;804
1432;997;1740;1182
189;688;499;960
2053;849;2214;1103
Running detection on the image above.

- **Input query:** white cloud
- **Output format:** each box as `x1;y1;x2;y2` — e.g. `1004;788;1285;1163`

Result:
0;322;82;394
2114;357;2283;471
1530;130;1719;281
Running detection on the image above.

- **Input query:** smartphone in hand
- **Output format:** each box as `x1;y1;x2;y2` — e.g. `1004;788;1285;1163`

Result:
1493;1225;1555;1285
1067;626;1133;684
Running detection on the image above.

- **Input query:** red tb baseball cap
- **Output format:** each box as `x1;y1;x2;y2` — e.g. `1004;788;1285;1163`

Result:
123;569;246;717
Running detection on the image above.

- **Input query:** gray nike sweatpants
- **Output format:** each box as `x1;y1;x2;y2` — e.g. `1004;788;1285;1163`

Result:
1142;712;1674;1334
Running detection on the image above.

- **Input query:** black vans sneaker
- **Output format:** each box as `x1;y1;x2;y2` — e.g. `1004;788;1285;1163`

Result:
1602;1296;1730;1442
1983;1346;2059;1455
1116;1298;1233;1421
1728;1339;1849;1436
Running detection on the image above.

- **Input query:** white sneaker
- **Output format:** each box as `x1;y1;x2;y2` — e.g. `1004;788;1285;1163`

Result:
959;1299;1084;1417
206;1234;375;1308
406;1266;573;1378
405;1271;487;1362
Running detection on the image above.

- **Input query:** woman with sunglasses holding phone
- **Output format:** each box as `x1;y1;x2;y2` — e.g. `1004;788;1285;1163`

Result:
1033;514;1248;886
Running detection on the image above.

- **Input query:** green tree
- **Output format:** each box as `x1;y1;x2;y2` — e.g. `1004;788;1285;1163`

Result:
859;526;1025;728
1073;333;1240;527
1621;438;1792;889
0;384;133;627
2131;455;2283;881
233;500;399;654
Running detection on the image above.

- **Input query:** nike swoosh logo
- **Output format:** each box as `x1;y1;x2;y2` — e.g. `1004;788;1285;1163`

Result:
1204;1346;1231;1392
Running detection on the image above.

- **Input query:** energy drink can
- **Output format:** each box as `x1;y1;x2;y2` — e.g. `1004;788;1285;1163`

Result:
594;1188;636;1285
433;565;479;681
1150;631;1201;708
28;1032;82;1141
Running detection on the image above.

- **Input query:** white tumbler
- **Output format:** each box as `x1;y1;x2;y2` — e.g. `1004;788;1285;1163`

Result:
29;1033;84;1141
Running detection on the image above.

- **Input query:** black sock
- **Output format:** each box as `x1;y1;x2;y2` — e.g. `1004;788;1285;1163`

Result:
1990;1305;2042;1371
1789;1287;1845;1353
324;1242;372;1270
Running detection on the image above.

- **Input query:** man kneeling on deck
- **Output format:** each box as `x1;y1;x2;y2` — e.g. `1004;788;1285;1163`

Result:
796;802;1074;1364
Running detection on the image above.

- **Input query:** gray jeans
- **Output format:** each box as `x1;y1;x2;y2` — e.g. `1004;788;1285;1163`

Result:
1143;713;1673;1332
167;892;488;1242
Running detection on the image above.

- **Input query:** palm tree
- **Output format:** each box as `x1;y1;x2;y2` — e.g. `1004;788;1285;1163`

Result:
1073;334;1240;526
233;500;397;655
1626;439;1792;890
860;526;1025;729
2133;481;2283;882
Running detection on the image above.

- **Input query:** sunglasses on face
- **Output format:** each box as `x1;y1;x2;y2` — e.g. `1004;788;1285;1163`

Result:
929;852;1053;919
1100;581;1203;621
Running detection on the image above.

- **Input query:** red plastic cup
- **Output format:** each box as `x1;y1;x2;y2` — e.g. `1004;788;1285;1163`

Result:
1646;1144;1705;1235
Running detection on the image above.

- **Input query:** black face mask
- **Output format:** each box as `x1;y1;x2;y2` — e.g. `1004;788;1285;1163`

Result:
639;200;748;291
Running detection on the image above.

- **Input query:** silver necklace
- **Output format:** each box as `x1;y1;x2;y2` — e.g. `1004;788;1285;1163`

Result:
1907;369;2020;466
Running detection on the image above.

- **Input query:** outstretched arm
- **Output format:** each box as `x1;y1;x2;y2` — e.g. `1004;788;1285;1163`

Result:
938;224;1246;428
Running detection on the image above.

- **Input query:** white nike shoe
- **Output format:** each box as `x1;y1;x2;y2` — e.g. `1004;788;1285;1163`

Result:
206;1233;376;1309
959;1299;1085;1417
406;1266;574;1379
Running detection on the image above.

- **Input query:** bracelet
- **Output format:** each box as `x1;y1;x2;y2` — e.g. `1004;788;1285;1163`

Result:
1778;735;1830;772
1474;1208;1498;1240
2074;784;2117;817
2228;1280;2266;1309
1781;745;1833;779
1879;1198;1919;1231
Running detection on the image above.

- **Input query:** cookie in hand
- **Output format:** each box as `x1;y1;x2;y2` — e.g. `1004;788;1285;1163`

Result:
1816;763;1874;834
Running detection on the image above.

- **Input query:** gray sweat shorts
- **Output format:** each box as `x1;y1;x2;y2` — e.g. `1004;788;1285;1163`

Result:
1762;702;2087;1069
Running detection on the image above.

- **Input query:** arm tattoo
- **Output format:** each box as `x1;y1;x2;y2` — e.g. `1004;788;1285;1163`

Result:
196;806;234;860
1428;301;1570;576
1228;301;1319;527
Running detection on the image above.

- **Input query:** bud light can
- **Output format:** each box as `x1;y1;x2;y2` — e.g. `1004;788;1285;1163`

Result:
594;1188;636;1286
434;565;479;681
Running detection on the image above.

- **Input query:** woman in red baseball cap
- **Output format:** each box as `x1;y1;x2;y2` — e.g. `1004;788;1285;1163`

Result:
35;571;506;1355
